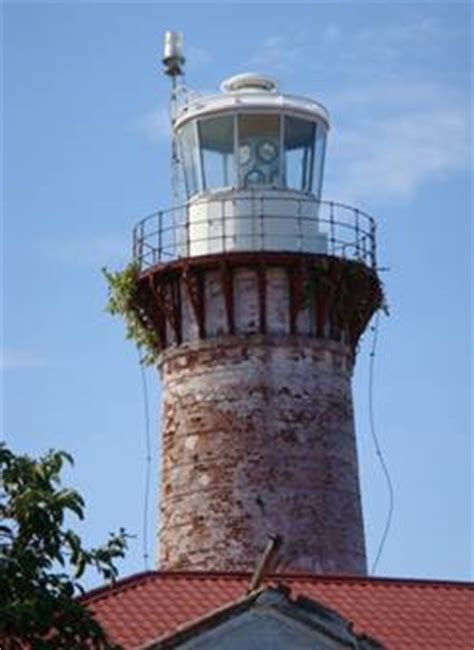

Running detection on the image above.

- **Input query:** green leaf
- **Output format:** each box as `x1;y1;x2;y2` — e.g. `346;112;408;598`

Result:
102;263;161;365
0;442;127;648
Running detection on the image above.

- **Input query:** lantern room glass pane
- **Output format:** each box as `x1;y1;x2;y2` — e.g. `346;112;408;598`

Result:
198;115;236;191
313;125;327;199
178;121;202;197
238;114;281;188
284;117;316;192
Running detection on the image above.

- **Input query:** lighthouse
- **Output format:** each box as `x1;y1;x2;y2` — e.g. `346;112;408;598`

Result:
132;32;383;576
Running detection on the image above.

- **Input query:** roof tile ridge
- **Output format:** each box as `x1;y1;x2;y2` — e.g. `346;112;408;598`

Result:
154;570;253;580
81;570;473;606
81;570;252;605
265;573;474;589
81;570;160;604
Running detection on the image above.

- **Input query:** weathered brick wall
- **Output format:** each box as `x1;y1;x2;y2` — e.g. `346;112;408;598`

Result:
158;335;367;575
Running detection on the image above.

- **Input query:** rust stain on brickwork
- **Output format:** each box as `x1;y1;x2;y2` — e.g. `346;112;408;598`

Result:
158;337;366;575
136;252;382;356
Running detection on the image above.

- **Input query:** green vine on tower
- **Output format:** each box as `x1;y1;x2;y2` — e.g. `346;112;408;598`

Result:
103;264;160;365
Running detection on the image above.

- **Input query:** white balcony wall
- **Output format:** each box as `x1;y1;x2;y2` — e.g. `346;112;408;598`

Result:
184;190;328;257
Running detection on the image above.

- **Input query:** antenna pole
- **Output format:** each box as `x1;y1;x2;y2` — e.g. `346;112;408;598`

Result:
162;31;185;209
170;76;181;209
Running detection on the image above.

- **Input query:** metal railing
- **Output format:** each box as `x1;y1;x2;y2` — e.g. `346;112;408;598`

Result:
132;196;377;271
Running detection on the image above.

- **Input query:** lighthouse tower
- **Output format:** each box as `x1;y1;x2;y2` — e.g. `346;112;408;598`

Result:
133;33;383;576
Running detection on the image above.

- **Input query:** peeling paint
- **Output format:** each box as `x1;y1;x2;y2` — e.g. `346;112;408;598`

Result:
132;255;382;576
158;336;366;575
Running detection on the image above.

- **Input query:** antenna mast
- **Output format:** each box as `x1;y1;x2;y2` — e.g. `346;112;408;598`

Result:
162;31;185;208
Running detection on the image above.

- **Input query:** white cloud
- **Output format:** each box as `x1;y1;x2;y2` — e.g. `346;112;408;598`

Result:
356;16;446;51
326;78;459;115
36;235;131;269
315;14;470;206
247;33;307;73
186;45;212;70
326;109;469;205
1;349;47;371
322;24;343;44
133;107;171;144
324;80;470;206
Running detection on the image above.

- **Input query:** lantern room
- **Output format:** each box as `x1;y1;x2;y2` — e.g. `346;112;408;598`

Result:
174;73;329;199
169;73;332;257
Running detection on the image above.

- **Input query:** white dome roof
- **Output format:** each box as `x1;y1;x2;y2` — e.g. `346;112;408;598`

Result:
220;73;278;93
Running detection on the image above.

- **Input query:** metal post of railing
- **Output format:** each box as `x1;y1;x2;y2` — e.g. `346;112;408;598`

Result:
140;220;145;269
158;212;163;261
206;201;212;255
355;209;360;261
329;202;335;256
185;205;190;258
222;198;226;253
361;235;367;263
155;217;160;266
132;224;137;264
260;195;265;251
297;197;303;252
135;222;140;266
370;219;377;269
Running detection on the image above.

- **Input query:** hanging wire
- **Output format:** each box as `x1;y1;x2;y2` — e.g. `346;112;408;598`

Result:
368;310;395;574
139;356;152;570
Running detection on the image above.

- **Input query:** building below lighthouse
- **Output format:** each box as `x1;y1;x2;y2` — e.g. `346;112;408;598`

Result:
87;33;473;650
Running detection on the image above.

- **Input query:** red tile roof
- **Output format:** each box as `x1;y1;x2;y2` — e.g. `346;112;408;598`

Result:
83;571;473;649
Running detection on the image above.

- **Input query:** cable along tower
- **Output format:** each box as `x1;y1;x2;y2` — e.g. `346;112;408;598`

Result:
133;33;383;575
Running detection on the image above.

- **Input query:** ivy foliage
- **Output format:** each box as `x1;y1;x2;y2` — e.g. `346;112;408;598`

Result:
103;264;160;365
0;443;128;649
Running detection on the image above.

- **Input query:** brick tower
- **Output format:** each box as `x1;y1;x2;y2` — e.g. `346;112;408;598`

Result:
132;34;382;575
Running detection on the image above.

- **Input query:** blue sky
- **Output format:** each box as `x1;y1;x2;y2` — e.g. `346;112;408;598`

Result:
2;2;471;586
